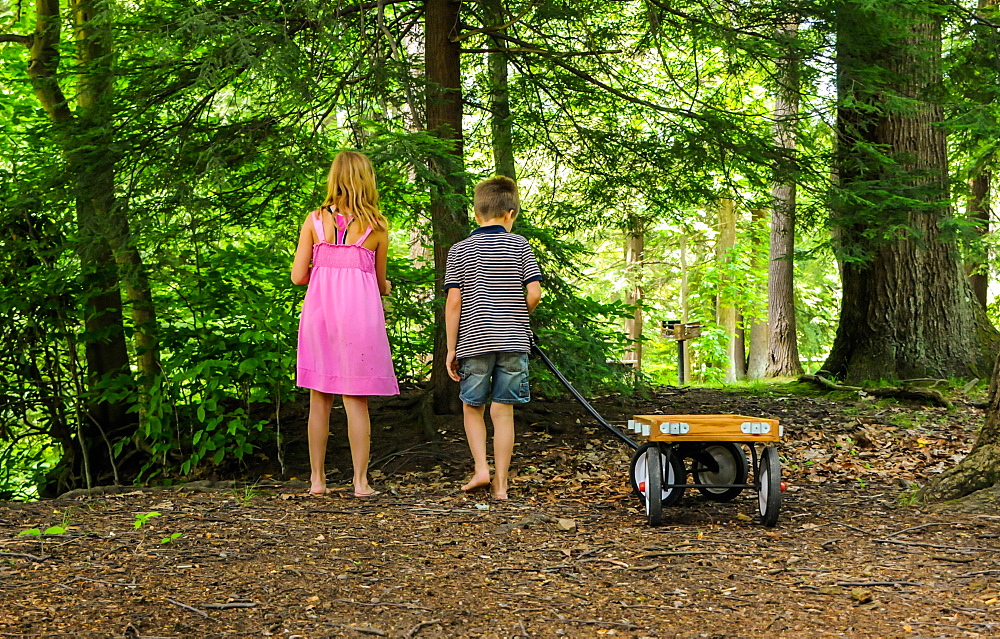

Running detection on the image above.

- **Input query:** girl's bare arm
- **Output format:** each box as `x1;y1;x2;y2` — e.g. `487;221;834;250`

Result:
291;212;316;285
373;228;392;295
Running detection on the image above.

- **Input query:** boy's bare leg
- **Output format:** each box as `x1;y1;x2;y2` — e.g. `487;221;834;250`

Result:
490;402;515;500
461;403;492;492
307;390;335;494
343;395;378;497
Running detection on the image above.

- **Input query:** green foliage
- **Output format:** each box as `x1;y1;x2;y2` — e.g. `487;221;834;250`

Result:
134;512;160;530
4;0;996;499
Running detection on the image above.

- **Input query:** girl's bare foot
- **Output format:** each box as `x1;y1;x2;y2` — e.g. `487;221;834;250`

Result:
309;485;330;495
354;485;380;498
461;474;491;493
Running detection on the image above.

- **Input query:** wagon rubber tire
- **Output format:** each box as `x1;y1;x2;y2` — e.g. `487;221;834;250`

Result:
645;446;663;526
758;445;781;527
692;443;748;502
629;443;685;511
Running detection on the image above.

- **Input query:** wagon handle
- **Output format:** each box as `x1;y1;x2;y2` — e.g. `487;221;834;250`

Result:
531;343;639;450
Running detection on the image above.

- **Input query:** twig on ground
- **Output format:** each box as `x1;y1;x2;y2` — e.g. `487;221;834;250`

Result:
954;569;1000;579
635;550;753;558
930;555;975;563
405;619;442;638
884;522;954;538
328;623;387;636
166;598;211;619
539;619;641;630
873;538;992;552
332;598;432;611
835;581;921;587
201;602;257;609
0;551;50;562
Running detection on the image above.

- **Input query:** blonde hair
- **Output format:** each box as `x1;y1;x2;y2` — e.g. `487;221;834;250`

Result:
474;176;519;220
322;151;388;231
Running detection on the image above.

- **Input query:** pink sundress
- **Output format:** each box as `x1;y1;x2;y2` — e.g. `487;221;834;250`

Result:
296;211;399;396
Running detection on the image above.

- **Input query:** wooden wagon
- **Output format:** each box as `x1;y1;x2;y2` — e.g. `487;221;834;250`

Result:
626;414;785;527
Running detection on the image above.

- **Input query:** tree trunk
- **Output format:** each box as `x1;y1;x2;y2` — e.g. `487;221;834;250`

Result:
426;0;469;414
679;233;692;383
766;20;804;378
624;226;644;371
826;3;998;384
484;0;515;180
747;208;769;379
74;0;162;476
716;198;741;383
915;0;1000;508
967;170;991;310
917;350;1000;502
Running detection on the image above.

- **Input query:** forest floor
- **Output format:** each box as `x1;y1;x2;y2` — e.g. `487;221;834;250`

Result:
2;383;1000;638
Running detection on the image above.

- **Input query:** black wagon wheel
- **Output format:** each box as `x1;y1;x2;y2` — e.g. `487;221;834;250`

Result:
757;445;782;527
692;443;749;502
629;442;686;512
644;446;663;526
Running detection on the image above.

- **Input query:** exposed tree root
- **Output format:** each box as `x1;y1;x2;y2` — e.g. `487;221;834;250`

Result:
798;374;954;408
915;443;1000;506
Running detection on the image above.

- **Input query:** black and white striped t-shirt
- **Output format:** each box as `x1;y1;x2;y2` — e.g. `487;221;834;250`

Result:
444;225;543;359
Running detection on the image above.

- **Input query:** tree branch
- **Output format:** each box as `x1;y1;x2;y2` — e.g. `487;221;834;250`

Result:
333;0;415;18
0;33;31;45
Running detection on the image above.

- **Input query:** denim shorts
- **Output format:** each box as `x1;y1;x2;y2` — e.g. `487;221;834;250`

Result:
458;352;530;407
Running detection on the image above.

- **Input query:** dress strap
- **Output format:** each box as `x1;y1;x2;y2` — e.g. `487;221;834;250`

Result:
311;210;326;244
354;226;374;246
335;213;352;245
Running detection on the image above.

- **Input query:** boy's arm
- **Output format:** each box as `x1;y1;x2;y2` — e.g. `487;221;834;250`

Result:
445;287;462;381
525;281;542;313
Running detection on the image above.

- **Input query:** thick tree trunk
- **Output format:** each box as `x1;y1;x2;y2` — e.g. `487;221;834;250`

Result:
967;170;990;310
484;0;515;180
624;227;644;370
766;20;804;378
716;198;741;383
916;0;1000;508
426;0;469;414
747;208;769;379
826;3;998;384
18;0;136;490
918;350;1000;503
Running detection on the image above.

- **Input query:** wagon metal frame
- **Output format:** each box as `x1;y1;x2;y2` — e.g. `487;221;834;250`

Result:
532;344;785;527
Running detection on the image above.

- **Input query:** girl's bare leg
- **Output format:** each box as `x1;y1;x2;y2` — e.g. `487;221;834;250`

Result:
343;395;377;496
490;402;515;500
307;390;335;494
461;403;492;492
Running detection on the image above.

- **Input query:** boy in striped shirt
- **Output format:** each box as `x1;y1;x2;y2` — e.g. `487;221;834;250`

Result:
444;176;543;500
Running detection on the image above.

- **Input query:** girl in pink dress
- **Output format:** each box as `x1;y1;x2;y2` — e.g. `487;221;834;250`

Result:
291;151;399;496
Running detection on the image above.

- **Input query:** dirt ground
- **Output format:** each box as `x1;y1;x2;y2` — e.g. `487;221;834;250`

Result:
2;384;999;638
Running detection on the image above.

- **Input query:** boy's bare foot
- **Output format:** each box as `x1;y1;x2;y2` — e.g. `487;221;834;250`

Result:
491;481;509;500
308;486;330;495
353;488;380;498
461;475;491;493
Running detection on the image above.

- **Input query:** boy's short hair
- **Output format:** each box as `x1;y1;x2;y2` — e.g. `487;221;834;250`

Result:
474;176;520;220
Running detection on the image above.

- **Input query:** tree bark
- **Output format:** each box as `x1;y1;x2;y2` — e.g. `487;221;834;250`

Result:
679;233;692;383
426;0;469;414
766;19;804;378
916;0;1000;507
484;0;515;180
917;350;1000;502
716;198;741;383
624;225;644;370
747;208;769;379
967;171;991;310
826;2;999;384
